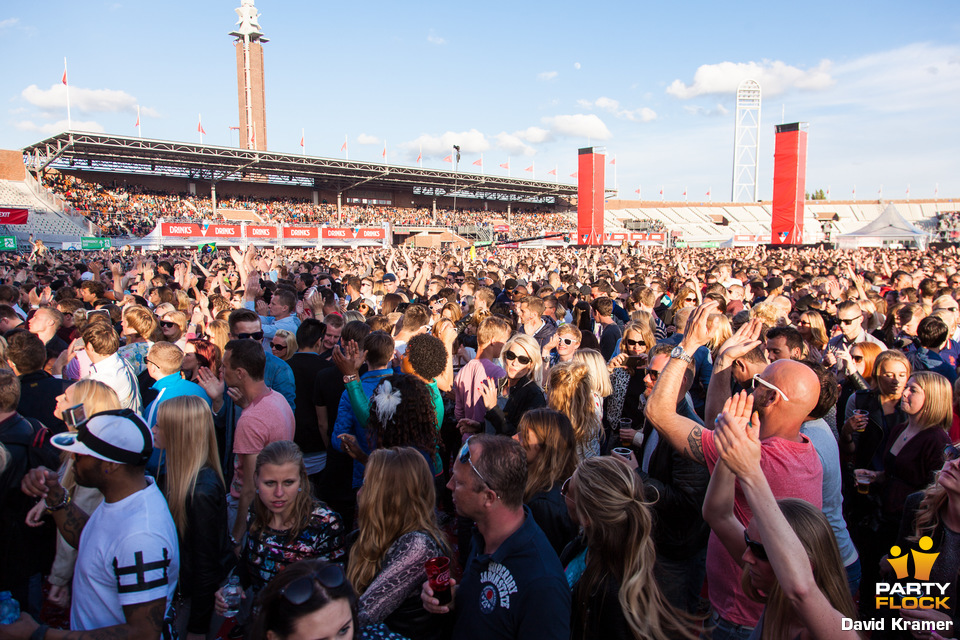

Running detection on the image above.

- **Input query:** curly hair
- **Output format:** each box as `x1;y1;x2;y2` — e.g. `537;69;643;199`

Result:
404;333;447;381
365;374;438;455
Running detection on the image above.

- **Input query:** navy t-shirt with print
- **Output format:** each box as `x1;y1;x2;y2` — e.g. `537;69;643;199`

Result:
453;506;570;640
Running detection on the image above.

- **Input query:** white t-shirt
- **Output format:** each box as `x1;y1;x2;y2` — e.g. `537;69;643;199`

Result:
71;479;179;631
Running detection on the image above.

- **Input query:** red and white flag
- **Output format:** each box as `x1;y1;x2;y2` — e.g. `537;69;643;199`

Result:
61;68;67;85
570;172;578;178
300;135;304;148
341;139;347;152
416;150;422;165
382;144;387;160
906;185;910;196
443;155;453;163
706;188;711;197
473;158;482;167
609;157;616;165
500;161;510;169
547;168;556;176
197;116;206;135
682;187;687;197
634;188;641;195
659;188;663;196
134;111;140;128
525;165;534;173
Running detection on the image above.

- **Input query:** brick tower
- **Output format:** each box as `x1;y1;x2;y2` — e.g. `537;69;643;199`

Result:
230;0;268;150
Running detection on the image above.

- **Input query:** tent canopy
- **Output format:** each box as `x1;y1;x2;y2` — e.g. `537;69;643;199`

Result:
839;204;926;238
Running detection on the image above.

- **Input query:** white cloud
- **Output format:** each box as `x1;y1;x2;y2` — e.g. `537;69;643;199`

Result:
542;114;611;140
683;103;729;117
573;62;581;70
666;59;835;99
578;97;657;123
16;119;105;135
494;132;535;156
0;17;19;28
21;83;142;114
427;30;445;45
514;126;550;144
402;129;489;158
356;133;380;145
538;71;558;81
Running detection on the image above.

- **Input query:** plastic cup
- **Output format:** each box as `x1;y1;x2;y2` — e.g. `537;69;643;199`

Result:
613;447;633;460
853;409;869;433
855;470;872;495
619;419;633;445
424;556;451;605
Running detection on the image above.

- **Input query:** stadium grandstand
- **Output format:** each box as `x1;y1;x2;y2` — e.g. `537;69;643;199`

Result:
0;130;955;249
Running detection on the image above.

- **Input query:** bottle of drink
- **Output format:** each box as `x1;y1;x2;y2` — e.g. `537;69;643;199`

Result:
0;591;20;625
221;576;242;619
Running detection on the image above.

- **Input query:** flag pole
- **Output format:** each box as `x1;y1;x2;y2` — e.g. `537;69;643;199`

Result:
344;134;348;160
198;114;204;144
302;128;306;156
418;143;422;168
63;58;72;131
136;105;142;138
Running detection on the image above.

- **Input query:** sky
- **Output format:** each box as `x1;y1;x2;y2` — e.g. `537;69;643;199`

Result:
2;0;959;202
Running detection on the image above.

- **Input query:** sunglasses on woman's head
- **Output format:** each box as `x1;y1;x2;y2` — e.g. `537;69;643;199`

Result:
279;564;346;606
503;350;532;365
744;530;768;561
944;443;960;462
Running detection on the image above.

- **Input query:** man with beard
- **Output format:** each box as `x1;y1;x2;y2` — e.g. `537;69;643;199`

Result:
12;411;179;640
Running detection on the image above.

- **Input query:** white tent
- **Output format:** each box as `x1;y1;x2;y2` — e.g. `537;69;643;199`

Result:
837;203;929;249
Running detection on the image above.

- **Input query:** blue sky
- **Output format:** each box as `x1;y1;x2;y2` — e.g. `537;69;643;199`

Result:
2;0;958;201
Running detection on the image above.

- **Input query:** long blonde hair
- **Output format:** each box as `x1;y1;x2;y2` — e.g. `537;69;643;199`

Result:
799;311;828;350
348;447;451;593
519;408;577;503
501;333;544;387
548;362;601;459
61;380;122;491
569;457;700;640
156;395;224;536
743;499;857;640
571;349;612;398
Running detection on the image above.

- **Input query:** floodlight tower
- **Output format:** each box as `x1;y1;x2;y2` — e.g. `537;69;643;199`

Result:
732;79;761;202
230;0;268;151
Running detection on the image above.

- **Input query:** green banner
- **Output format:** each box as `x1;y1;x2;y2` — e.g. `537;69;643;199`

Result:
0;236;16;251
81;237;111;250
674;241;687;248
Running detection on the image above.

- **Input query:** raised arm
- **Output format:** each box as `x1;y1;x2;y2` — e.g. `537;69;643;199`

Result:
645;301;719;465
703;318;764;425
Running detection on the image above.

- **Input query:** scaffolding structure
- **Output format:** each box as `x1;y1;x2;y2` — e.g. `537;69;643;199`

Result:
732;79;761;203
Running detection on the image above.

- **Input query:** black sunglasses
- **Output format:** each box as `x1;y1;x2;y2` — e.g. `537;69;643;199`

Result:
625;338;644;347
945;443;960;462
459;437;498;497
279;564;346;606
643;368;660;381
271;343;287;351
160;321;178;329
838;317;860;325
744;530;768;561
503;350;532;366
236;331;264;341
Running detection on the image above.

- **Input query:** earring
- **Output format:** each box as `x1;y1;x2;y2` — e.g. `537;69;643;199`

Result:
255;489;259;494
298;487;302;493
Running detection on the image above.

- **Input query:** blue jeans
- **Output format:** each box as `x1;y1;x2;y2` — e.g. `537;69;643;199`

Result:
845;557;862;598
704;611;755;640
655;548;707;615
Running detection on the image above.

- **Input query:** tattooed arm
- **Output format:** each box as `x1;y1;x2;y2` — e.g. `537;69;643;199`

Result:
20;468;90;549
1;599;167;640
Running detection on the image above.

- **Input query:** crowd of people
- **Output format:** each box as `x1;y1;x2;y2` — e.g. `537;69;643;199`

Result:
2;241;960;639
44;174;576;238
936;211;960;243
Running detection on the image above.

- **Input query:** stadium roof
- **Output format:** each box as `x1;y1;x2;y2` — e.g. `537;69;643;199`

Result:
21;131;578;204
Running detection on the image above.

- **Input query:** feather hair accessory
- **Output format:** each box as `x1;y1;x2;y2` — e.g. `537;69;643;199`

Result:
372;380;402;424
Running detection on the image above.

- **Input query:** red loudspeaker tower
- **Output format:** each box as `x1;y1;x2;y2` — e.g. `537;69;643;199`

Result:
771;123;808;245
577;147;605;246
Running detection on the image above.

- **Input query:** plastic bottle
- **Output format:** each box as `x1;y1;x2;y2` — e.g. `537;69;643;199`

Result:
221;576;242;618
0;591;20;625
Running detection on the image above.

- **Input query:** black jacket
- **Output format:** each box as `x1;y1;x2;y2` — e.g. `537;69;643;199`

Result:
635;417;710;560
486;375;546;437
172;466;234;634
527;483;577;557
17;371;69;434
571;572;632;640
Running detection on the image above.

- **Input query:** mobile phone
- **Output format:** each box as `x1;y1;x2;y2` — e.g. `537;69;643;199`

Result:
63;404;87;430
625;355;647;370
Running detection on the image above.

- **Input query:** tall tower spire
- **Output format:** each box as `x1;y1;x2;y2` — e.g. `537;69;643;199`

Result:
230;0;268;150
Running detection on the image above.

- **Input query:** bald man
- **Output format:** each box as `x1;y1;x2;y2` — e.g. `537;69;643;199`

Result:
645;300;824;637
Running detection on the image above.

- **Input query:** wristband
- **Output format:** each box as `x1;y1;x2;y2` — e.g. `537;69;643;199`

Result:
45;491;71;513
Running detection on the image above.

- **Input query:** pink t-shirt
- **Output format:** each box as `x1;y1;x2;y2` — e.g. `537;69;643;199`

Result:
453;358;506;423
230;389;295;499
701;428;823;627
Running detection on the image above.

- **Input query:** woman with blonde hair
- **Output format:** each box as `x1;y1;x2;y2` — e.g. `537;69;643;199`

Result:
563;456;700;640
204;318;230;354
517;408;577;555
117;304;159;374
154;395;232;639
31;379;121;609
269;329;298;362
160;309;189;349
348;447;451;640
606;320;656;429
707;313;733;362
797;311;828;358
479;333;546;437
548;361;602;460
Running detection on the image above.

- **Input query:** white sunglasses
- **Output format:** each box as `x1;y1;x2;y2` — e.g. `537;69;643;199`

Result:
752;374;790;402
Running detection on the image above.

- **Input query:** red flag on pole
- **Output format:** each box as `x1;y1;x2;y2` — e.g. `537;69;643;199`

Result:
609;158;616;165
300;135;304;148
61;69;67;85
416;151;422;164
525;165;534;173
340;140;347;152
198;118;206;135
500;162;509;169
443;155;453;163
659;188;663;196
382;145;387;159
706;189;711;197
135;113;140;128
682;188;687;197
634;189;641;194
547;168;556;176
472;158;482;167
570;172;578;178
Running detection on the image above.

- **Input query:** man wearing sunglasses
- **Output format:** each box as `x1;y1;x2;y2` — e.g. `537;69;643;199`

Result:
824;300;886;361
422;435;570;640
646;300;824;639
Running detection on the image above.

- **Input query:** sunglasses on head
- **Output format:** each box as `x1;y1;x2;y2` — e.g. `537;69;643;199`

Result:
503;350;532;365
945;443;960;462
236;331;264;341
560;476;572;497
279;564;346;606
744;530;768;561
459;437;498;497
